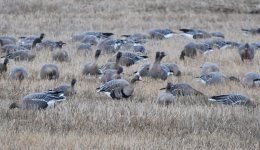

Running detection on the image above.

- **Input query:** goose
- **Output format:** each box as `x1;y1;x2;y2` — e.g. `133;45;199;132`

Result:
242;72;260;88
19;33;44;50
161;82;204;96
180;42;212;60
5;50;36;61
241;28;260;35
132;45;148;55
197;72;238;85
149;51;170;80
77;43;92;54
100;51;122;71
80;35;98;45
54;78;77;96
238;43;255;62
161;63;181;76
121;33;148;44
134;63;150;77
40;64;59;80
72;32;113;42
0;58;8;74
82;49;101;75
148;28;175;39
9;90;65;110
39;40;66;50
97;75;142;99
52;49;70;62
9;66;28;82
0;38;15;47
179;28;224;39
107;51;148;67
0;36;17;44
157;82;176;106
97;38;125;54
200;62;220;76
99;66;123;83
208;93;252;106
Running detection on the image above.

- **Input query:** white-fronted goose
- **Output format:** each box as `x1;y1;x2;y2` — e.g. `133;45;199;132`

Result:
242;72;260;88
179;28;224;39
99;67;123;83
161;63;181;76
0;58;8;74
108;51;148;67
19;33;44;50
209;93;252;106
134;63;150;77
82;49;101;75
200;62;220;76
5;50;36;61
40;64;59;80
39;40;66;50
80;35;98;45
97;38;125;54
101;51;122;71
180;42;212;60
148;28;175;39
241;28;260;35
0;38;15;47
157;82;176;106
77;43;92;54
238;43;255;62
54;78;77;96
163;82;204;96
52;49;70;62
197;72;228;85
10;66;28;82
72;32;113;42
0;36;17;44
9;90;65;110
97;75;141;99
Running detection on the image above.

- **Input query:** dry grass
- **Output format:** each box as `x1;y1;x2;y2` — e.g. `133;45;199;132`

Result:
0;0;260;149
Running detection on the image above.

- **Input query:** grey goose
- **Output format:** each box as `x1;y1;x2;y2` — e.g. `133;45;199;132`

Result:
97;75;141;99
9;90;65;110
209;93;252;106
242;72;260;88
100;51;122;72
162;82;204;96
180;42;212;60
200;62;220;76
179;28;225;39
238;43;255;62
82;49;101;76
148;28;176;39
52;49;70;62
99;67;123;83
97;38;125;54
54;78;77;96
197;72;239;85
72;32;113;42
157;82;176;106
9;66;29;82
0;58;8;74
241;28;260;35
40;64;59;80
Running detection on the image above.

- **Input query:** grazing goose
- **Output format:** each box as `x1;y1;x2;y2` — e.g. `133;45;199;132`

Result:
97;38;125;53
80;35;98;45
101;51;122;71
9;90;65;110
161;63;181;76
52;49;70;62
179;28;224;39
242;72;260;88
132;45;148;55
107;51;148;67
0;58;8;74
163;82;204;96
197;72;239;85
40;64;59;80
54;78;77;96
82;49;101;75
148;28;175;39
5;50;36;61
0;36;17;44
241;28;260;35
209;93;252;106
157;82;176;106
0;38;15;47
97;75;142;99
200;62;220;76
72;32;113;42
19;33;44;50
121;33;148;44
39;40;66;50
180;42;212;60
9;66;28;82
238;43;255;62
99;67;123;83
134;63;150;77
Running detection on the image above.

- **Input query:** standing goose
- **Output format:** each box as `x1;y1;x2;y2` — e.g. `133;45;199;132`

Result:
242;72;260;88
157;82;176;106
9;90;65;110
9;66;28;82
97;75;142;99
99;66;123;83
0;58;8;74
238;43;255;62
163;82;204;96
54;78;77;96
101;51;122;71
208;93;252;106
107;51;148;67
200;62;220;76
82;49;101;76
40;64;59;80
149;51;170;80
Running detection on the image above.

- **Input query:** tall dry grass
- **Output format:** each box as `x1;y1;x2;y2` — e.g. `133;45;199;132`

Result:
0;0;260;149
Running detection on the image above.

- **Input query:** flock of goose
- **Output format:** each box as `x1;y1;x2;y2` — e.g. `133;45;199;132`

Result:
0;27;260;110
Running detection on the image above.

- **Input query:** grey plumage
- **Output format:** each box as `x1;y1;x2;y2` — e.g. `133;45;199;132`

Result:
5;50;36;61
82;49;101;75
97;38;125;54
238;43;256;62
242;72;260;88
200;62;220;76
100;67;123;83
101;51;122;71
40;64;59;80
164;82;204;96
9;66;28;82
0;58;8;73
148;28;175;39
241;28;260;35
54;79;77;96
157;83;176;106
209;93;252;106
179;28;224;39
52;49;70;62
198;72;227;85
180;42;212;60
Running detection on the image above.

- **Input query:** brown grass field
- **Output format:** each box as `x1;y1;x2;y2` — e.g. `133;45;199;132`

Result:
0;0;260;149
